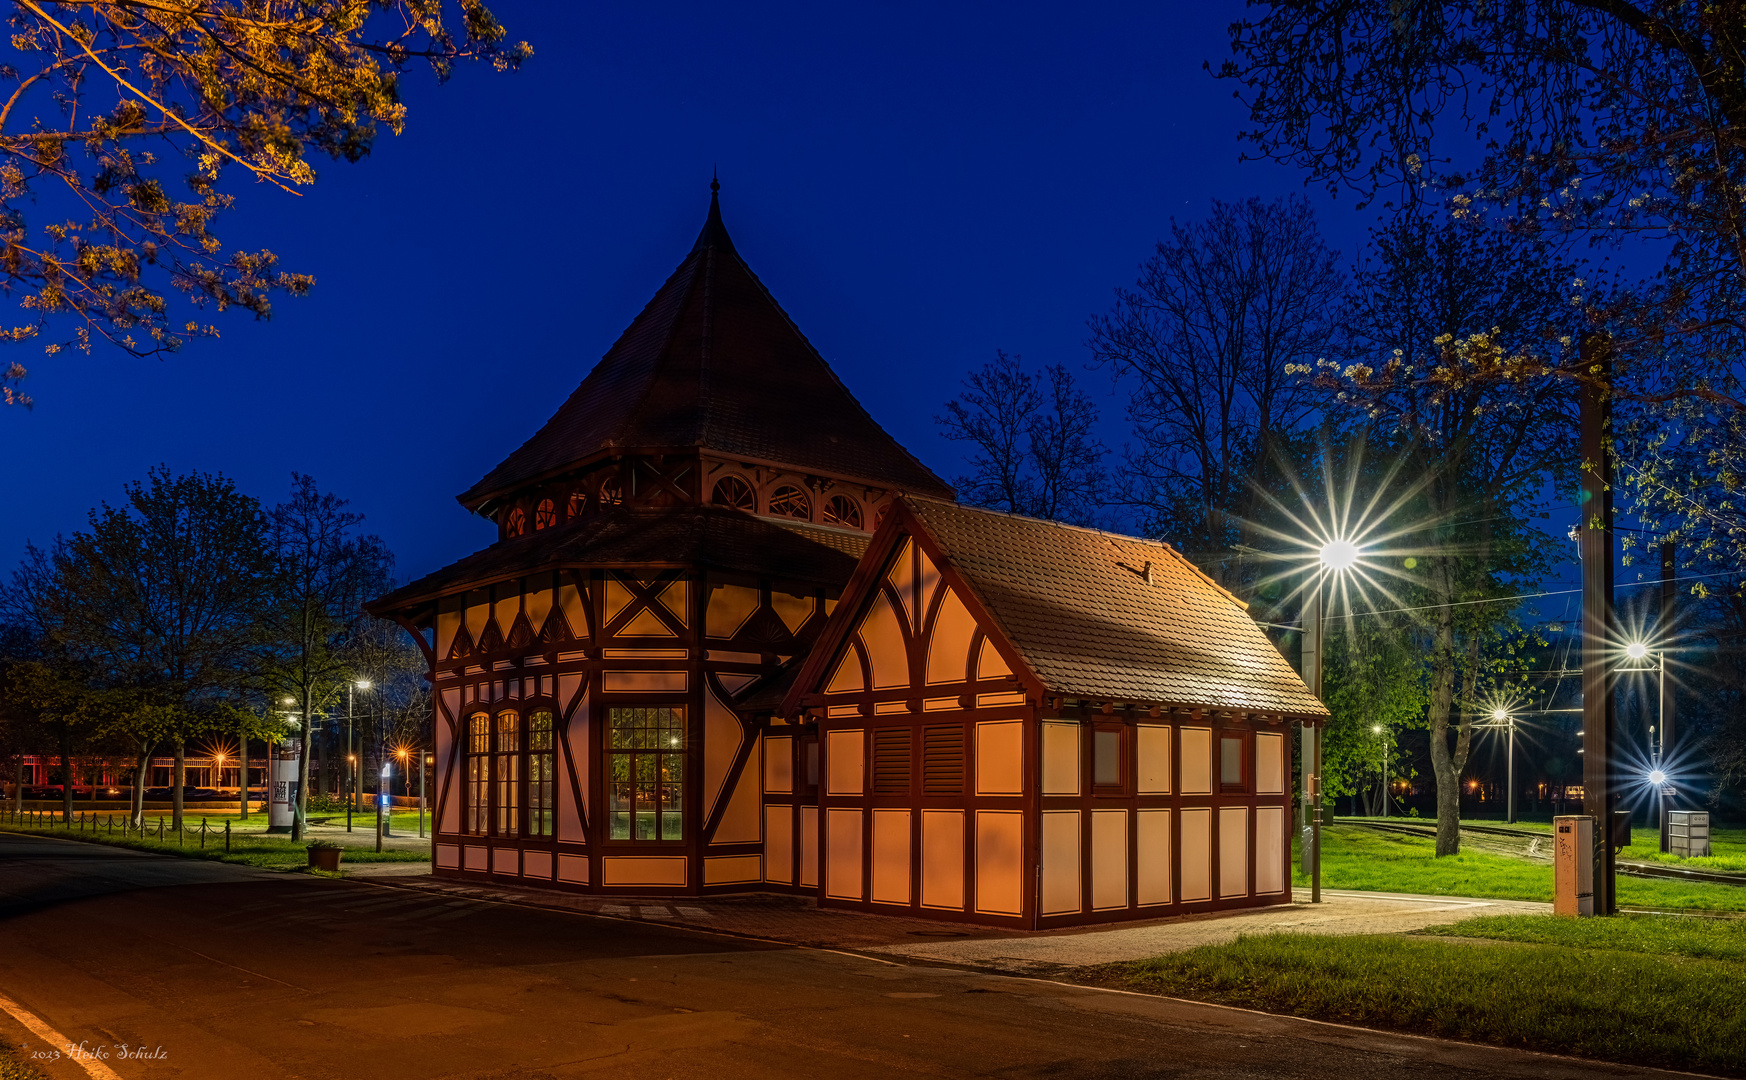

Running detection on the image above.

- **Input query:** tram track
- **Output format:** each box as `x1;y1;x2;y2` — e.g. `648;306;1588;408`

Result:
1334;817;1746;888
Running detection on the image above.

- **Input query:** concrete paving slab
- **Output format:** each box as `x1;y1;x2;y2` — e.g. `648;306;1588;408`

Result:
871;889;1550;973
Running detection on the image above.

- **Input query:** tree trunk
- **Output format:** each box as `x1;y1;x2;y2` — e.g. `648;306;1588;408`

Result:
130;741;151;829
59;724;73;824
172;739;186;831
1426;554;1462;856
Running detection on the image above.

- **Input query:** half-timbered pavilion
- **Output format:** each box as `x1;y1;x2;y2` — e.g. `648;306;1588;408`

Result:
367;186;952;894
370;188;1325;921
773;497;1327;928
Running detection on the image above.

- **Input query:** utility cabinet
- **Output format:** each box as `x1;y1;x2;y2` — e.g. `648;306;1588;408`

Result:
1668;811;1712;858
1553;815;1594;917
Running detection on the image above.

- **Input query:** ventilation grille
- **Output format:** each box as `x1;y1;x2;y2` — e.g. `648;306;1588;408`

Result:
872;728;911;795
922;725;964;795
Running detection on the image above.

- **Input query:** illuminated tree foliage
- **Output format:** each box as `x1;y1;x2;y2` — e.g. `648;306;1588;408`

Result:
1223;0;1746;572
0;1;530;406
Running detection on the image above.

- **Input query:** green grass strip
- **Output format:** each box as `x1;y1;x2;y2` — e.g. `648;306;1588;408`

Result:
1425;913;1746;962
1113;931;1746;1074
1296;825;1746;911
0;819;427;868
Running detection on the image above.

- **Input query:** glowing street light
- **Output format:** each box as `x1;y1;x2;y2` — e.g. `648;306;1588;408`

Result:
1476;700;1520;824
1319;538;1361;573
1648;768;1668;786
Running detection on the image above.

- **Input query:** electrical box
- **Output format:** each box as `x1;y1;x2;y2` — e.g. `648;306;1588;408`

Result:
1668;811;1712;858
1553;815;1594;917
1610;810;1632;853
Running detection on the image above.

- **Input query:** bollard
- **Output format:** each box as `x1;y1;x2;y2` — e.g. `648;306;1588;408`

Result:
200;818;207;849
158;815;165;841
225;820;231;853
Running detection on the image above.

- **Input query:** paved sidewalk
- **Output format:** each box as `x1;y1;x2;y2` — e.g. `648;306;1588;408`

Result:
873;889;1549;974
350;869;1543;965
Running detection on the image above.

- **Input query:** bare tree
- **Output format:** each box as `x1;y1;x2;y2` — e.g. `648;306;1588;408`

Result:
259;474;393;839
1088;196;1341;579
938;351;1107;526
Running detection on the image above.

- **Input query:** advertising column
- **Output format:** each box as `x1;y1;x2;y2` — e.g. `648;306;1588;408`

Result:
267;740;301;833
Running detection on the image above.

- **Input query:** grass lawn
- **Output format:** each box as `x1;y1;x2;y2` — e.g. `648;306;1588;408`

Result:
1456;816;1746;874
1297;824;1746;911
1108;914;1746;1076
0;816;427;869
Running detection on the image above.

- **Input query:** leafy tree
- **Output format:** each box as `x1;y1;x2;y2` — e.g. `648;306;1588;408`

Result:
0;0;530;407
1087;196;1341;580
1302;216;1578;854
259;473;392;839
1220;0;1746;573
7;466;276;826
937;351;1107;526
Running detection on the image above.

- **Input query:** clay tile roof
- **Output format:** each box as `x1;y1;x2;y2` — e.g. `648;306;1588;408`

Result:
905;497;1327;717
457;188;953;509
367;505;864;614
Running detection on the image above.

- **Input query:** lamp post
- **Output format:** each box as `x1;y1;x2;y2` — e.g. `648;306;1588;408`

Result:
1625;640;1669;846
1301;537;1359;904
346;679;371;832
1492;708;1518;825
420;753;431;839
1371;725;1388;818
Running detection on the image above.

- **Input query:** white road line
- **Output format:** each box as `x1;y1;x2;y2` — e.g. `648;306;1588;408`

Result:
0;991;124;1080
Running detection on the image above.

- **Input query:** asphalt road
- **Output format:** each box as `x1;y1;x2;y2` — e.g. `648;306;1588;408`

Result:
0;832;1687;1080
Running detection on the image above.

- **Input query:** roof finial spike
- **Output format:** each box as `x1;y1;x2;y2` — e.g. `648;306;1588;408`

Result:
711;165;719;194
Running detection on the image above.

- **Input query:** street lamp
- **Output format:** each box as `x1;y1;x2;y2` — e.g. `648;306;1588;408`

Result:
1301;536;1366;903
1371;724;1390;818
347;678;372;832
421;753;432;840
1621;640;1670;848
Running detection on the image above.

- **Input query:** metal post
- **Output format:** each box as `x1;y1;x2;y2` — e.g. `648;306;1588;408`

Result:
419;752;427;839
1302;574;1323;903
1507;720;1517;824
1659;541;1676;854
346;684;354;833
1580;332;1617;915
375;786;384;853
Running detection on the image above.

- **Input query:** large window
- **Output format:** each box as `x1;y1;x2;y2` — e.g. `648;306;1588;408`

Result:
528;710;555;838
466;712;489;834
1220;733;1248;793
495;711;521;836
607;707;684;841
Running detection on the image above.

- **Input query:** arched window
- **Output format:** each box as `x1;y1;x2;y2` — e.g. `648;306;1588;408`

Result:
599;476;623;506
495;711;521;836
711;475;755;510
505;507;527;538
823;494;863;529
528;711;555;837
534;498;556;531
768;485;810;520
466;713;490;835
567;490;586;518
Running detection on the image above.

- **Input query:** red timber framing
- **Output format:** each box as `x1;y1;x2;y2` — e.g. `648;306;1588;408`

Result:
398;561;854;895
778;501;1312;930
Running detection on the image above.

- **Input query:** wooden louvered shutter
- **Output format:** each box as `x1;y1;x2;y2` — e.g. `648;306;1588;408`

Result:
922;725;964;795
872;728;911;795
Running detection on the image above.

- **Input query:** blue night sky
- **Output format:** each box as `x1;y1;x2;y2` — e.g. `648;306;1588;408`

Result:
6;3;1414;585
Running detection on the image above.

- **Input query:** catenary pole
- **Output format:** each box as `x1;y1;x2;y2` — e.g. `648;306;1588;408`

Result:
1580;333;1618;915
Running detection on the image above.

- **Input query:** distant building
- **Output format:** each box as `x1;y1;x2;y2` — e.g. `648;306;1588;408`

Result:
367;187;1325;927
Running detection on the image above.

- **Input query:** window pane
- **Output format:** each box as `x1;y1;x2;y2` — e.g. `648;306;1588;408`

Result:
529;711;553;751
1094;730;1120;786
1221;737;1243;786
610;783;633;840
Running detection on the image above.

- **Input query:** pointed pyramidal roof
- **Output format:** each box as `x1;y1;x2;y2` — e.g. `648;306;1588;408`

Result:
458;184;953;510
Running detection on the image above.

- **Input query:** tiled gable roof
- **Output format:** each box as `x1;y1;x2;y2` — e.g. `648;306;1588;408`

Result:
906;497;1327;717
457;191;952;509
